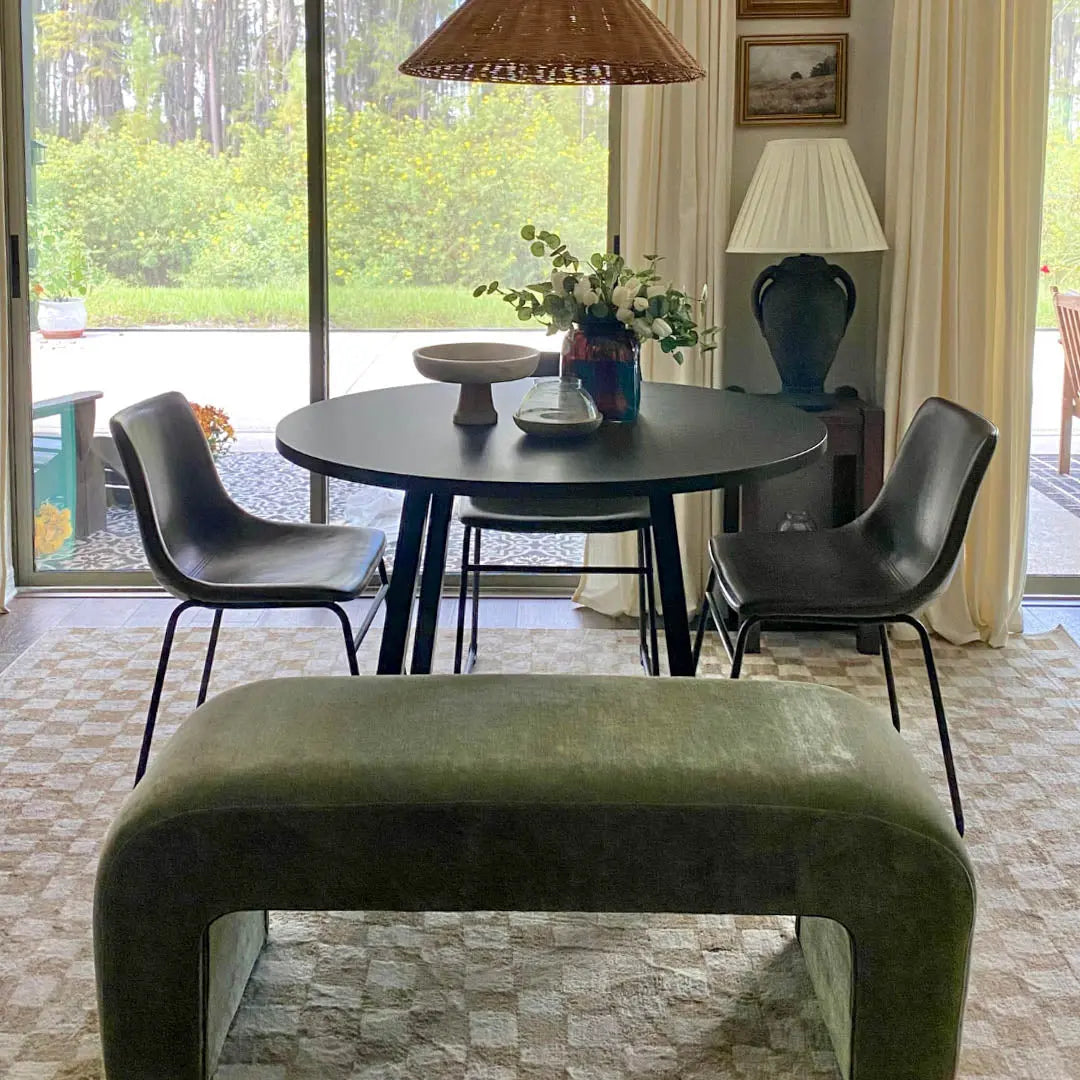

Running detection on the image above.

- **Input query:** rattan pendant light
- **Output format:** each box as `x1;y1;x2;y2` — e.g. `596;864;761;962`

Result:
399;0;705;85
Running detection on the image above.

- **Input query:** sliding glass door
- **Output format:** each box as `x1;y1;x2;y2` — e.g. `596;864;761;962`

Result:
320;2;609;572
4;0;611;585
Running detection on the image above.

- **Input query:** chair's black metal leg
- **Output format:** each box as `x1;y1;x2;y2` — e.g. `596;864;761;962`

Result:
352;576;389;653
196;609;222;707
692;567;716;672
454;525;472;674
899;615;964;835
378;558;389;586
466;529;482;674
134;600;196;787
411;493;453;674
644;529;660;677
879;623;901;732
729;617;761;680
330;602;360;676
636;529;649;674
649;493;694;676
377;489;431;674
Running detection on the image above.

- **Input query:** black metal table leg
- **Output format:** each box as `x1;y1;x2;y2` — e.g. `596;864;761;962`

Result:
649;492;695;677
411;493;453;674
377;489;431;675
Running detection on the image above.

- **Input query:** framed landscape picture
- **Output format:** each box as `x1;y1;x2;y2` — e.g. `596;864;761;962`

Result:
738;0;850;16
738;34;848;125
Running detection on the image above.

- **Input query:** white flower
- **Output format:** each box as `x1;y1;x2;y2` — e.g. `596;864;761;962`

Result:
573;277;594;304
632;297;649;312
652;317;673;339
632;318;654;339
615;306;635;324
646;284;668;299
551;270;569;293
611;284;633;308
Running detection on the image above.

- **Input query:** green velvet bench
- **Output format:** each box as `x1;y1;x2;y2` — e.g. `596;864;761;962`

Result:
94;675;976;1080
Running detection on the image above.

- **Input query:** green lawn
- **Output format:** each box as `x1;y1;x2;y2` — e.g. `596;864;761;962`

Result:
87;280;1063;332
86;284;527;330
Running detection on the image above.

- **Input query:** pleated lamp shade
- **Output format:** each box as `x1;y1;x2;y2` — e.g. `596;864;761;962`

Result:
727;139;887;255
399;0;706;85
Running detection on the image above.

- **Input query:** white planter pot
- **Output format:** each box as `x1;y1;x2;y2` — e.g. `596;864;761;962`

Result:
38;298;87;339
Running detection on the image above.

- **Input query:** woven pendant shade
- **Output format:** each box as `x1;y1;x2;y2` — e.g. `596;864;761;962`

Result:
399;0;706;85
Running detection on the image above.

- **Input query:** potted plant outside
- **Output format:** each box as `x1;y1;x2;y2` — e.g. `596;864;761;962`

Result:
31;211;91;339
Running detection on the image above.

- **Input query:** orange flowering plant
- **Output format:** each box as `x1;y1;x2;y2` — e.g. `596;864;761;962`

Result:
190;402;236;460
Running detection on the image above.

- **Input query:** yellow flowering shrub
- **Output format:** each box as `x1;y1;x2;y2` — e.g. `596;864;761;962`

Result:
34;501;73;557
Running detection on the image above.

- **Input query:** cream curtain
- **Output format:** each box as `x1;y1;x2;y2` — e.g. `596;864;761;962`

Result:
0;68;11;613
574;0;734;617
879;0;1051;646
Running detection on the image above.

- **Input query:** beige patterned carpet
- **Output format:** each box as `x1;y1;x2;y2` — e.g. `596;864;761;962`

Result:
2;623;1079;1079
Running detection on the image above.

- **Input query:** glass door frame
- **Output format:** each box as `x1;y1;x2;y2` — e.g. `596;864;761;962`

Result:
2;0;620;588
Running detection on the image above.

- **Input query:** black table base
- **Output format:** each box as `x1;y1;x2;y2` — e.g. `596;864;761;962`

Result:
377;489;697;677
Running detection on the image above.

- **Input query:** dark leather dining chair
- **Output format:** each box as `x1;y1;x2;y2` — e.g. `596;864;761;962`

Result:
454;352;659;676
692;396;998;835
111;392;389;784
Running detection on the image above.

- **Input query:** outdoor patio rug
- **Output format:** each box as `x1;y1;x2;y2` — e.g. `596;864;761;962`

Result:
1030;453;1080;518
2;624;1079;1079
35;451;586;574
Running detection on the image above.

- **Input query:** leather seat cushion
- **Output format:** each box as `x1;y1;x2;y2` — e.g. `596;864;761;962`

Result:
710;528;916;619
175;521;385;604
460;496;650;534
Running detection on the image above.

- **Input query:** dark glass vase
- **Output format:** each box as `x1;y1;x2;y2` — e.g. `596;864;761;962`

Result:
561;319;641;423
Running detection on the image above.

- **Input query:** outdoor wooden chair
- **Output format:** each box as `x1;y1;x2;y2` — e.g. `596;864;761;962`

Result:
1051;286;1080;474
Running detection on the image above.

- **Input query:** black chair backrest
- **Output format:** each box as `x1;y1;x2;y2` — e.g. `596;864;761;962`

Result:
860;396;998;605
110;392;239;594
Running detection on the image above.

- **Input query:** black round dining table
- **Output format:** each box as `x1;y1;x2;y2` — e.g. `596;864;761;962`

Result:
276;381;827;676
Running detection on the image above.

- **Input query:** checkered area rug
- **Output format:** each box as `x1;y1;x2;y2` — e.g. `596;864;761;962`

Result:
2;625;1080;1078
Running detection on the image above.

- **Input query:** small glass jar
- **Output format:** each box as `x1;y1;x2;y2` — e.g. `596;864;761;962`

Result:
513;376;602;438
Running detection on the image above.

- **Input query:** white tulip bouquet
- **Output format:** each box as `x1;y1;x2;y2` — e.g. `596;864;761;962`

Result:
474;225;717;364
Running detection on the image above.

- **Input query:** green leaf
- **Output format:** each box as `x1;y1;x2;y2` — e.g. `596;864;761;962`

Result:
674;351;685;364
530;241;546;257
591;253;604;268
487;281;499;293
517;308;534;321
521;224;536;241
660;337;676;353
589;302;610;320
472;286;486;298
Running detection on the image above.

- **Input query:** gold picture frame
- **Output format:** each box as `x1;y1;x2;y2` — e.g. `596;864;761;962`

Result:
738;34;848;125
738;0;850;16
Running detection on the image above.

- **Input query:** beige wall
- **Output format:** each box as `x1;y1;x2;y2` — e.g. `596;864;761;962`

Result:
722;0;894;400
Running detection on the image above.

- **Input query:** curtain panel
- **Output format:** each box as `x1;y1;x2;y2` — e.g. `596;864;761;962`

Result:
575;0;735;617
879;0;1052;646
0;67;11;611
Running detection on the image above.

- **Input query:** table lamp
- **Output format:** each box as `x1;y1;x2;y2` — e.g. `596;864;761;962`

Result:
727;138;888;410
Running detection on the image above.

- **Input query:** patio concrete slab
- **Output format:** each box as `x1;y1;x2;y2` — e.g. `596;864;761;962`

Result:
30;327;551;450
